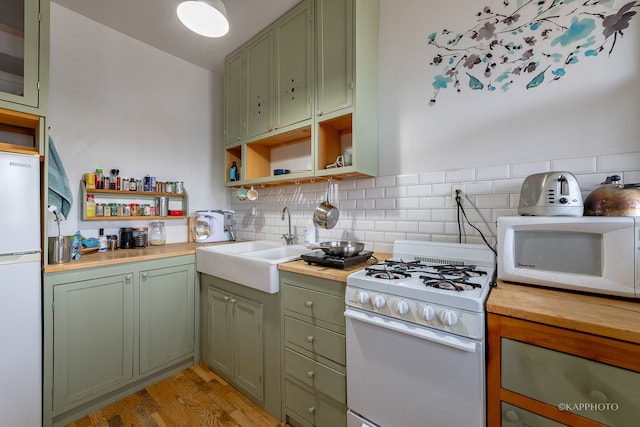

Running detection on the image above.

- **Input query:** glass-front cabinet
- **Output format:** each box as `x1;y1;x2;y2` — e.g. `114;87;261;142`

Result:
0;0;48;115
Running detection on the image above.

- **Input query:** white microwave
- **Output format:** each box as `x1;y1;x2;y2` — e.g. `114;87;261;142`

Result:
498;216;639;298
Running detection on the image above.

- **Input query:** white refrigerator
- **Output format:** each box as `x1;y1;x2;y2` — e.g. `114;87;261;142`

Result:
0;151;42;426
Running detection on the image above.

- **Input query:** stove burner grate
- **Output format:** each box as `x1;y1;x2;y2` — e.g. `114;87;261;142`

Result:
430;264;487;278
365;266;412;280
419;272;481;292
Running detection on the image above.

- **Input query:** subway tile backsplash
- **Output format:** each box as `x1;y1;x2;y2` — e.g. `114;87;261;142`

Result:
231;152;640;253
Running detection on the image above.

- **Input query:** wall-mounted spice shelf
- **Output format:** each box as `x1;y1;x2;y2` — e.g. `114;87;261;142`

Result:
79;184;189;221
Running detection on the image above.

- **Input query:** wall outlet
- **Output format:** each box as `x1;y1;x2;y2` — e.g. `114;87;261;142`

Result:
451;185;465;206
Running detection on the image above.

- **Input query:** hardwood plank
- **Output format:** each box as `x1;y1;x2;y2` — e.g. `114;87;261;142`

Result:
66;364;290;427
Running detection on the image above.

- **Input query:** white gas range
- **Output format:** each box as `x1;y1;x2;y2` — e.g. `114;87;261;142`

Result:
345;240;496;427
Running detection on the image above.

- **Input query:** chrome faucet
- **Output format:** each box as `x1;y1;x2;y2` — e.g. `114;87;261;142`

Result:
281;207;297;245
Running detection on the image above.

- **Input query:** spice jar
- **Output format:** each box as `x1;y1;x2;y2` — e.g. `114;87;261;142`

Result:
149;221;166;246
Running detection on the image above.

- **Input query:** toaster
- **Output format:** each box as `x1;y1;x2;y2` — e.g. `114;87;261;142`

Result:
194;210;235;242
518;171;583;216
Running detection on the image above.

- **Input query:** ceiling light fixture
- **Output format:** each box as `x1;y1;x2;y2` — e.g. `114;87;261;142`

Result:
177;0;229;38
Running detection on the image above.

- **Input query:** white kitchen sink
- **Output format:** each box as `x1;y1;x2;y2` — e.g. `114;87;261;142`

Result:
195;241;309;294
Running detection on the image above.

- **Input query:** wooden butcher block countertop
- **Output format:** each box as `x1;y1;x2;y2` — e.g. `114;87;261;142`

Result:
44;242;209;273
278;253;391;283
488;280;640;345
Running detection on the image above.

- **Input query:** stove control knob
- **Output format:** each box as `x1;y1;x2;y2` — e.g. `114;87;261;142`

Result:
395;300;409;315
356;291;371;305
373;295;386;309
439;310;458;326
419;305;436;321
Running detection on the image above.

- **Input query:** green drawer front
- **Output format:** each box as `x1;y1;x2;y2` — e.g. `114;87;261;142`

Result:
285;379;346;427
284;348;346;403
501;403;568;427
284;316;345;365
283;284;345;328
502;338;640;426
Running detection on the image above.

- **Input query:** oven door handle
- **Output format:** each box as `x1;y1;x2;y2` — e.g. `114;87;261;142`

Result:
344;308;478;353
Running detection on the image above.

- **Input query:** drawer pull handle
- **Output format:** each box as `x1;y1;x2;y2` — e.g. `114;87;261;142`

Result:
306;336;314;343
590;390;608;403
305;301;313;308
307;406;315;414
306;371;315;378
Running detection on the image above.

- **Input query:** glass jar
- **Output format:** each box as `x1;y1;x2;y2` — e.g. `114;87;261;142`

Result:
149;221;166;246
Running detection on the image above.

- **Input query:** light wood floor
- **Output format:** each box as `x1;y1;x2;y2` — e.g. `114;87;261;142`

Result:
65;363;291;427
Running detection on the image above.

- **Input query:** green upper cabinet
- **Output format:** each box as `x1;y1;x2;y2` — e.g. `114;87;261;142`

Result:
244;0;312;140
246;30;275;139
223;0;378;186
315;0;353;117
224;51;245;146
0;0;49;115
275;1;313;131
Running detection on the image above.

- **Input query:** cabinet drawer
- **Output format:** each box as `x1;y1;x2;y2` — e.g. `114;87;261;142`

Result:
285;348;346;403
501;402;568;427
283;284;345;328
502;338;640;426
285;378;346;427
284;316;345;365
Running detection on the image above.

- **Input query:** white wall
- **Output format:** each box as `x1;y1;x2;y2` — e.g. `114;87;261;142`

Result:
48;1;640;247
232;0;640;249
377;0;640;175
48;4;229;240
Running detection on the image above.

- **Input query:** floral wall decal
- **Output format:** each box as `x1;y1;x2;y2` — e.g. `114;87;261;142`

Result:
427;0;638;105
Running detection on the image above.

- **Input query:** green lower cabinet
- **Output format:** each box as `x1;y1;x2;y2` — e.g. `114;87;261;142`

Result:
207;286;263;401
139;264;196;374
52;273;135;412
280;271;347;427
201;274;282;420
44;255;197;427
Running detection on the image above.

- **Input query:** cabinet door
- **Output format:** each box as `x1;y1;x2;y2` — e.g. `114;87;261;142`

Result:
139;263;195;374
276;1;313;129
0;0;43;110
224;51;245;145
52;273;134;411
246;31;275;138
315;0;353;116
233;296;264;401
207;287;233;378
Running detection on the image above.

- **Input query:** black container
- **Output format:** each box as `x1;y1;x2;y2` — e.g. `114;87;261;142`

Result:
119;227;135;249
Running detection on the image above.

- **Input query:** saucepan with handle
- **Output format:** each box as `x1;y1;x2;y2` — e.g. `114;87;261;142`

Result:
313;176;339;229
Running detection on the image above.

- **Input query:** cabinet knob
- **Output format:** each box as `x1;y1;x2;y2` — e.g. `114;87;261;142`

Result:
305;301;313;308
273;124;279;130
306;335;314;343
318;111;323;116
224;296;230;302
231;298;237;304
306;371;314;378
307;406;315;414
504;410;520;422
141;272;148;279
267;126;272;132
125;274;132;281
590;390;608;403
